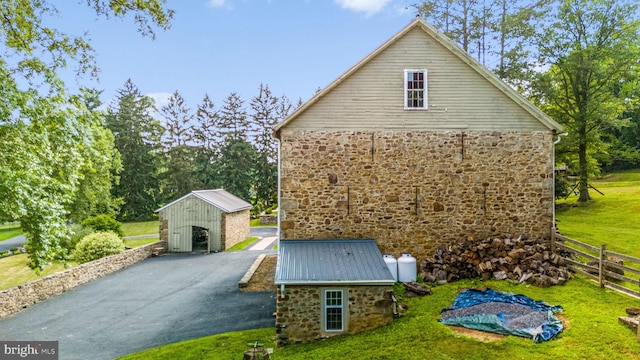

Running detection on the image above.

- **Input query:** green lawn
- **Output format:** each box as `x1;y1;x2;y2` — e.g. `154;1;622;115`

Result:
124;237;160;248
121;221;159;237
0;238;161;290
556;169;640;257
250;218;278;227
226;236;259;251
0;223;22;242
118;275;640;360
0;254;73;290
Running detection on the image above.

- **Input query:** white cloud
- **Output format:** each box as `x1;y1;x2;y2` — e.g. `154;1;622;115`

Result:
207;0;225;7
206;0;232;9
146;92;172;109
334;0;391;16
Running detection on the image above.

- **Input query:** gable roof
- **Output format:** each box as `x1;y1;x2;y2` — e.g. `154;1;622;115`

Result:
156;189;252;213
274;239;395;285
273;17;563;137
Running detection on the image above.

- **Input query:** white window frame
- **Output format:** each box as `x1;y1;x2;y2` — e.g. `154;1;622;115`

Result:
404;69;428;110
323;289;345;332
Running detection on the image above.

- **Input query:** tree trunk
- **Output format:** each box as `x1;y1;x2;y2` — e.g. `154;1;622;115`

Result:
578;136;591;202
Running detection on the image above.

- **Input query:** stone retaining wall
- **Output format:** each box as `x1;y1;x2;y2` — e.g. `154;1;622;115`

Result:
279;129;554;262
0;240;167;319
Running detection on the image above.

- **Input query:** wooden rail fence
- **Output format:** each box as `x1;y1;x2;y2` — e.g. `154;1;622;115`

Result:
550;228;640;299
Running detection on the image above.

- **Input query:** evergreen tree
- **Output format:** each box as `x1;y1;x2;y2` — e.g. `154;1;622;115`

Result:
160;90;197;199
193;94;223;189
218;92;255;201
250;84;280;209
106;79;163;220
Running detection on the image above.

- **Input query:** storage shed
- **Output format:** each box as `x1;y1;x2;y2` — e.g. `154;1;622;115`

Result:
156;189;252;253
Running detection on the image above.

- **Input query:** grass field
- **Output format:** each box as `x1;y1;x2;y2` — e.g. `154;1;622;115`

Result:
118;275;640;360
0;223;22;242
556;169;640;257
121;221;159;237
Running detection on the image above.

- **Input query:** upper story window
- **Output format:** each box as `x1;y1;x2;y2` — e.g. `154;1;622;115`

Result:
404;69;428;110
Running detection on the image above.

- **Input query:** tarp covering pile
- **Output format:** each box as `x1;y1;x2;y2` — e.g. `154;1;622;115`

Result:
440;288;563;342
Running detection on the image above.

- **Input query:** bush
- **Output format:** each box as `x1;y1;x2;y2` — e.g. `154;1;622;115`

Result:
62;224;95;252
73;231;125;263
82;215;124;237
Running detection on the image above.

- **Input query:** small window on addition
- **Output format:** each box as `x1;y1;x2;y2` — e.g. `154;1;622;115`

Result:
324;289;344;332
404;69;428;110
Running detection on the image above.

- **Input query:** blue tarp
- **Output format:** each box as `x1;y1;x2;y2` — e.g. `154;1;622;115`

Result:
439;288;563;342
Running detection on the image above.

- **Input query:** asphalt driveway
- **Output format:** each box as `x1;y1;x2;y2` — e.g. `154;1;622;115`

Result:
0;250;277;360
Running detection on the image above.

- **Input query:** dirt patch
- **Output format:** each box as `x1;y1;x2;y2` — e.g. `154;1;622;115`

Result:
450;326;507;342
241;254;277;292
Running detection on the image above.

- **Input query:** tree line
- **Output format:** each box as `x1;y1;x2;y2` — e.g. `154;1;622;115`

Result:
2;0;640;269
415;0;640;202
106;80;297;222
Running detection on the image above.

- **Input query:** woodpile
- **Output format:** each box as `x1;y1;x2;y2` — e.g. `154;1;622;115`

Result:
420;236;571;287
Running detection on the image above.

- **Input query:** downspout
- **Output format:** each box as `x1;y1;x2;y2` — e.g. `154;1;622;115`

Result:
277;136;281;249
552;133;568;227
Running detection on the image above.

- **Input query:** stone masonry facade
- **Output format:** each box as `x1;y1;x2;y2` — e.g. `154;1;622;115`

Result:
279;129;554;262
0;240;167;319
222;209;250;250
275;285;394;346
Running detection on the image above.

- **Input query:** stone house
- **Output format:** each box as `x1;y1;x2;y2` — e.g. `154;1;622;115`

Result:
273;17;563;345
156;189;251;253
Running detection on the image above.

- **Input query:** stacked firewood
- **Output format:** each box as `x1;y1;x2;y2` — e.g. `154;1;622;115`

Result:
420;236;571;287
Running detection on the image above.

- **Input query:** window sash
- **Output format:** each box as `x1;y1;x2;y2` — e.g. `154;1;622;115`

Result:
404;69;428;110
324;290;343;332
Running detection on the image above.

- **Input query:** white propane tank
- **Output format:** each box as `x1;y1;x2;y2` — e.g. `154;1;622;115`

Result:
383;254;398;282
397;252;417;282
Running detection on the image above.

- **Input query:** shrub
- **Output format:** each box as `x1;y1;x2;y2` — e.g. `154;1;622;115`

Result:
62;224;95;252
73;231;125;263
82;215;124;237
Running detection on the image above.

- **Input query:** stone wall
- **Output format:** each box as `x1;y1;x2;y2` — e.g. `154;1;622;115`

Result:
259;214;277;225
159;213;169;243
275;285;394;346
279;129;554;262
222;209;250;250
0;240;167;319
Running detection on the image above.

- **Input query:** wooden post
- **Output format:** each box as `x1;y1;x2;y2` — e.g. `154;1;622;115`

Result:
550;227;556;254
599;244;606;288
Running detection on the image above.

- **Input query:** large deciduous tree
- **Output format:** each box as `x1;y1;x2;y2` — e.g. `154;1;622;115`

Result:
533;0;640;202
67;88;123;223
0;0;173;269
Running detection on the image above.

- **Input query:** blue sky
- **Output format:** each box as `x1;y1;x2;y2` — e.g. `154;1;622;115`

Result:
54;0;414;111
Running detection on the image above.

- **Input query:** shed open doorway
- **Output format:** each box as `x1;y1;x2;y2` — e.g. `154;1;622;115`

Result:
192;226;209;252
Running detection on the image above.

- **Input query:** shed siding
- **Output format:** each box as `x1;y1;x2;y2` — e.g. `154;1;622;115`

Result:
162;195;222;252
287;27;547;131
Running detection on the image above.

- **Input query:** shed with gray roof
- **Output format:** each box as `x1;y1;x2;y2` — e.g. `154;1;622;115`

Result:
156;189;252;253
275;239;395;285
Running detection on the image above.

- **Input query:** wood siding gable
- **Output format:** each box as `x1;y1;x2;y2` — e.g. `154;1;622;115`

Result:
274;18;562;135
